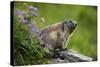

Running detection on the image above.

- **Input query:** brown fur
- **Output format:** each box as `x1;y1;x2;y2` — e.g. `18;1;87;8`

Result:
39;20;77;56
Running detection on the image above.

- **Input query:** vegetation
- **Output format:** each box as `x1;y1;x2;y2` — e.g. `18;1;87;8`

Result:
13;1;97;65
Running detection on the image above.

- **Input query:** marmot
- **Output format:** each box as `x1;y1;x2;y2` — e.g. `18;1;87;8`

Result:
39;20;77;57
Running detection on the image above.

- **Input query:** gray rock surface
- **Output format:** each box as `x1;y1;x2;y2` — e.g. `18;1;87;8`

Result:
49;49;92;64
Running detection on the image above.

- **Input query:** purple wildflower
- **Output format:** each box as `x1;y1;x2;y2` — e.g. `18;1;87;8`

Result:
16;10;24;15
29;11;38;17
28;24;36;33
31;28;36;33
33;12;38;17
22;19;28;24
28;6;38;11
16;10;25;19
28;6;38;17
33;7;38;12
33;7;38;17
28;6;34;10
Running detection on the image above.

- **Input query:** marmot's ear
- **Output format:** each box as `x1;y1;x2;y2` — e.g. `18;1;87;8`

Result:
61;20;67;32
61;22;64;32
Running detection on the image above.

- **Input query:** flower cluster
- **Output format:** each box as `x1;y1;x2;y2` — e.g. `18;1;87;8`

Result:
16;10;25;20
14;4;49;65
16;5;45;35
28;6;38;17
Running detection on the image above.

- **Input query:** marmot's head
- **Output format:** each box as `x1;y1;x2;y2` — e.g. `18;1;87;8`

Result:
62;20;77;34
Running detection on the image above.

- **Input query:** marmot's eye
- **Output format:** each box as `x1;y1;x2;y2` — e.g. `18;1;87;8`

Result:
69;20;73;23
67;20;77;29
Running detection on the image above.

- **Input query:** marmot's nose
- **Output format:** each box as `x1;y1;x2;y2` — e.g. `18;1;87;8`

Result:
67;20;77;28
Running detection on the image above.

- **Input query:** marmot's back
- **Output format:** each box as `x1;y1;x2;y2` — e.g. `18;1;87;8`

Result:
39;22;63;50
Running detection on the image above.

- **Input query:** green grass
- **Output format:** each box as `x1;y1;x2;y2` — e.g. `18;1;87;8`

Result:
13;1;97;65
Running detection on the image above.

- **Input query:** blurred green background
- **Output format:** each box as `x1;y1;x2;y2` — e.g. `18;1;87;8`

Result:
13;1;97;65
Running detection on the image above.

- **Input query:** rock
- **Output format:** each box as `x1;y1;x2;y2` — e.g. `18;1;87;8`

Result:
49;49;92;63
